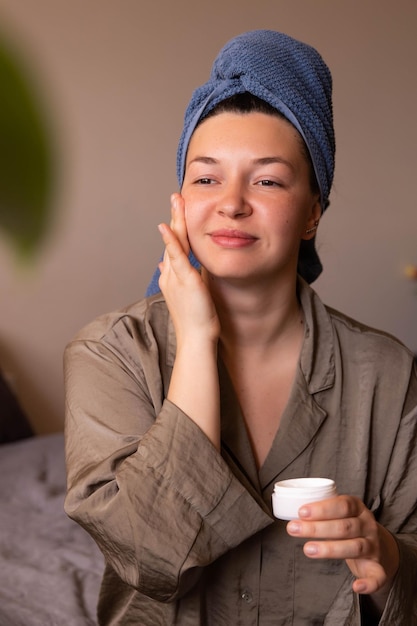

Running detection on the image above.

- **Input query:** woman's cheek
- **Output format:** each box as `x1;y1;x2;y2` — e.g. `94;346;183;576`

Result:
182;202;195;245
183;199;199;235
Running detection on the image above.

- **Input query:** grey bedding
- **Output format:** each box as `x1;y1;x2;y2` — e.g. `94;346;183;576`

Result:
0;433;103;625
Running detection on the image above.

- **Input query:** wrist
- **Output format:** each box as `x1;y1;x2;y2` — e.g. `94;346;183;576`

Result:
175;333;219;356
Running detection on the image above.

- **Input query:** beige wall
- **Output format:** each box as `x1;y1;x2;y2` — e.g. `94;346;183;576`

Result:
0;0;416;433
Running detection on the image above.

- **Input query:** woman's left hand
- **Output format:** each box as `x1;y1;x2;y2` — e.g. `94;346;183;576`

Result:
287;495;399;610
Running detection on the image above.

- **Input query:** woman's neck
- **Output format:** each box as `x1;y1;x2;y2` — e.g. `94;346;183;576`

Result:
203;270;303;354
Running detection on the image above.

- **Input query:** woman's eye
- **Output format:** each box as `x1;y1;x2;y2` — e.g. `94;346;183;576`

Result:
257;179;279;187
196;177;215;185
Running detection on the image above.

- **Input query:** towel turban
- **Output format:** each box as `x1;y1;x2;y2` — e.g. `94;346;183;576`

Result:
177;29;334;210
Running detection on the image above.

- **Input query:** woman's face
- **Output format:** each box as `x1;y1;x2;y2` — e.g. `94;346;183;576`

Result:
181;111;321;287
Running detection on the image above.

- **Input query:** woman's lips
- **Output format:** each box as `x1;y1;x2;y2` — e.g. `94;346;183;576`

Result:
209;229;258;248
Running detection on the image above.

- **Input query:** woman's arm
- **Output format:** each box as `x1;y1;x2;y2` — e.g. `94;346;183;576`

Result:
64;337;272;602
157;193;221;448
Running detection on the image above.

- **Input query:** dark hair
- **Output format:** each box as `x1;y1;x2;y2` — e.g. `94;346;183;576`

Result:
202;93;319;196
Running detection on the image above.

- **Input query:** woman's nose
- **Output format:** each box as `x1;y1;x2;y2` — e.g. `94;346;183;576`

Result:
217;182;252;218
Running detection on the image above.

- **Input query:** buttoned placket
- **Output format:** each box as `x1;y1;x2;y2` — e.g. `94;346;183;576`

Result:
237;535;262;625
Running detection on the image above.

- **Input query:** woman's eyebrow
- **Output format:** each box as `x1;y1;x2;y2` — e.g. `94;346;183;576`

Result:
187;156;218;166
188;155;294;169
253;156;294;170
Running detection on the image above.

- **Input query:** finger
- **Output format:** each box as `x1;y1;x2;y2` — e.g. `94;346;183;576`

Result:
352;575;381;596
349;555;389;595
157;222;199;292
170;193;190;256
158;223;188;268
287;516;362;540
302;537;369;560
298;495;364;521
301;538;388;595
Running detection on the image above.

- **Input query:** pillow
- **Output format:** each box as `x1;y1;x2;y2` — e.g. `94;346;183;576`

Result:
0;370;33;443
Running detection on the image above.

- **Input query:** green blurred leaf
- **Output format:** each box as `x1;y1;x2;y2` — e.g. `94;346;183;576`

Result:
0;34;54;258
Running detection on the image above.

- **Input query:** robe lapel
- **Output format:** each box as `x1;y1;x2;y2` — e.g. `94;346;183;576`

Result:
218;358;261;490
218;356;329;495
259;373;328;490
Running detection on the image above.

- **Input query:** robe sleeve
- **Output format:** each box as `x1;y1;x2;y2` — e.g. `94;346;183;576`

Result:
64;337;273;602
377;362;417;625
324;361;417;626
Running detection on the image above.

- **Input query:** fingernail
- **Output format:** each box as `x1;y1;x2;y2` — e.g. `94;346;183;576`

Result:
304;544;318;556
298;506;311;518
287;521;301;534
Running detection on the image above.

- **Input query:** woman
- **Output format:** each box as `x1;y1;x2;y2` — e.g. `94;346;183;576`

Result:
64;31;417;625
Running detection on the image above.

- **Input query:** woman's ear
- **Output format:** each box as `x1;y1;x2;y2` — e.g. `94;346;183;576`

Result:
302;197;322;240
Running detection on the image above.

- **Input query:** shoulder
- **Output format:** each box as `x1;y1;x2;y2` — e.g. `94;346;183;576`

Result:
324;303;415;398
64;294;174;374
325;304;413;363
300;277;413;363
299;279;415;392
69;294;169;345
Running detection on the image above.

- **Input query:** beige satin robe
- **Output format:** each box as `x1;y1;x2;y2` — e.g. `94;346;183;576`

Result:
64;280;417;625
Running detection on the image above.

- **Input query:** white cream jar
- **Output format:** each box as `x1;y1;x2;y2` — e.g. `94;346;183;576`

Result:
272;477;337;521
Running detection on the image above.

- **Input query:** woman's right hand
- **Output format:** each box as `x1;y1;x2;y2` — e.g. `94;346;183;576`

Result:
158;193;220;346
158;194;221;448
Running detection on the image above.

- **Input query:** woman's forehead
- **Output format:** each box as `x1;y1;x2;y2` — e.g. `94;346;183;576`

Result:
186;111;305;163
